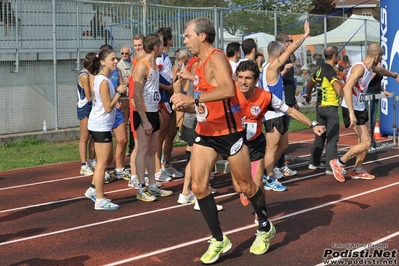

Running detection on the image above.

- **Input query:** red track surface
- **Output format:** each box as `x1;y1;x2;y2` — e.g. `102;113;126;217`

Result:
1;127;399;266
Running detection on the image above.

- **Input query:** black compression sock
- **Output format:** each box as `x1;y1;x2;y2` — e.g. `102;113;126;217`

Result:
249;188;270;232
198;193;223;241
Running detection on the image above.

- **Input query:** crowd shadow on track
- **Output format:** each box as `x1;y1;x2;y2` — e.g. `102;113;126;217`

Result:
0;200;79;223
269;194;370;248
9;255;91;266
0;227;47;243
285;142;311;154
367;160;398;178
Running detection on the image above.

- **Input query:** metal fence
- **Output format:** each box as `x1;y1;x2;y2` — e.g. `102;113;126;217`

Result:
0;0;371;135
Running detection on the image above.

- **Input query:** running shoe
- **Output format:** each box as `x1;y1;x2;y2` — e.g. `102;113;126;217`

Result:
155;169;172;182
114;168;130;180
128;175;139;189
80;164;94;176
263;176;287;192
136;188;157;202
240;193;250;207
162;164;184;178
94;198;119;210
88;160;96;169
194;199;224;211
329;159;345;183
308;163;326;170
145;175;162;188
326;168;347;175
104;170;116;184
249;222;276;255
350;169;375;180
177;192;196;204
272;167;284;180
85;188;112;202
84;187;97;202
147;185;173;197
280;164;297;177
200;235;232;264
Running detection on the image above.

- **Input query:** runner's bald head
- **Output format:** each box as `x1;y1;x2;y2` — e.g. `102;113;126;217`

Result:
367;43;383;57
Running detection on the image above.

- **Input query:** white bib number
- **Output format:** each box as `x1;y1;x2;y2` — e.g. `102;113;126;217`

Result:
245;122;257;141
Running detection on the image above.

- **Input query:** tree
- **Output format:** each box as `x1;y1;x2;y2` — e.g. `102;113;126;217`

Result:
154;0;228;7
372;2;380;21
223;0;313;36
309;0;340;36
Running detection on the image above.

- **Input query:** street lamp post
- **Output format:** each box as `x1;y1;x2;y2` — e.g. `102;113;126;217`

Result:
339;0;347;23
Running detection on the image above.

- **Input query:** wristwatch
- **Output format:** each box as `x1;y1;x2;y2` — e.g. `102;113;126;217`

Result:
393;72;398;79
310;121;319;128
117;91;123;96
194;94;200;107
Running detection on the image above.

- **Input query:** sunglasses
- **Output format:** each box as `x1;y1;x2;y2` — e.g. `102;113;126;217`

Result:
121;52;130;55
286;39;294;43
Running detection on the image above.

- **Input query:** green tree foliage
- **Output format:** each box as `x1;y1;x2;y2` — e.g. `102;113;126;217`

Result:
223;0;313;36
372;2;380;21
152;0;228;7
309;0;340;36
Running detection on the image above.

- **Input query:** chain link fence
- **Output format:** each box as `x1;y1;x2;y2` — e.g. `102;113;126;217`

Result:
0;0;373;135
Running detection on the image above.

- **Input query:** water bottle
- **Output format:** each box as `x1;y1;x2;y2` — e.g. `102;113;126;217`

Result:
43;120;47;132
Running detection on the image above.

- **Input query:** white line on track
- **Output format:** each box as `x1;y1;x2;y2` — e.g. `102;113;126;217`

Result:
1;171;399;266
0;175;85;191
105;180;399;265
1;154;398;215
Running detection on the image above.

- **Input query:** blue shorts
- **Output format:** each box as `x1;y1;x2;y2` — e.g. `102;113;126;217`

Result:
77;102;92;120
112;108;125;129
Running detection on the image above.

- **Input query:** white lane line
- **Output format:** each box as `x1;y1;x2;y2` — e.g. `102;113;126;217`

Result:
0;187;133;214
1;178;398;254
315;231;399;266
1;154;398;214
281;154;399;184
105;180;399;265
0;175;85;191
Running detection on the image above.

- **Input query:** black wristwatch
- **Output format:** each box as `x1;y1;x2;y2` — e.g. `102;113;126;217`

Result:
310;121;319;128
194;94;200;107
393;72;398;79
117;91;123;96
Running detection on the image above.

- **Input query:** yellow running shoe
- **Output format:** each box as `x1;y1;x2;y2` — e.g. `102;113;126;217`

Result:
250;222;276;255
200;235;232;264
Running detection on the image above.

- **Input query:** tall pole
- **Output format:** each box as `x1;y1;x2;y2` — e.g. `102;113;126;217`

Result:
342;0;346;23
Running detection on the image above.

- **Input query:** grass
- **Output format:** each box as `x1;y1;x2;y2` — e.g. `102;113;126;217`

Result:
0;107;357;171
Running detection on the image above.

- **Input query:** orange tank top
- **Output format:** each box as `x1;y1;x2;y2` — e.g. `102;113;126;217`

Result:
193;49;244;137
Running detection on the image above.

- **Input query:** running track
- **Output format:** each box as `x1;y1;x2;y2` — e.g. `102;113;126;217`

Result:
1;127;399;266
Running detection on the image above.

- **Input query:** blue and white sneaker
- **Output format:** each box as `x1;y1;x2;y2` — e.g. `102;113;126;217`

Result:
94;198;119;210
263;175;287;192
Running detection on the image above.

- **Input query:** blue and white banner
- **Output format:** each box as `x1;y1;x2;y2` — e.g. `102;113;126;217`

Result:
380;0;399;135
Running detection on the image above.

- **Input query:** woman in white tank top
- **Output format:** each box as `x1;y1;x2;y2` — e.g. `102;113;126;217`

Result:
85;48;127;211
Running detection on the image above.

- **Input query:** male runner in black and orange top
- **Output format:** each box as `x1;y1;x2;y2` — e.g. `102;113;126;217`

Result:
170;17;274;264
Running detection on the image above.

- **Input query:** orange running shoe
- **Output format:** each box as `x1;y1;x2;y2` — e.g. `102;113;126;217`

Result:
350;169;375;180
329;159;346;183
240;193;250;207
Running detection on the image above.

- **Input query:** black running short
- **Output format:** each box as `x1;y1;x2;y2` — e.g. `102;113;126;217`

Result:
342;107;368;127
263;115;288;135
194;131;247;159
133;111;161;132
